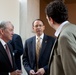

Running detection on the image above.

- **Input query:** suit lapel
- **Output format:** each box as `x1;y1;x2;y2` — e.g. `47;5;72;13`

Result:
0;42;11;65
49;22;70;66
32;37;36;61
48;38;58;66
39;35;47;58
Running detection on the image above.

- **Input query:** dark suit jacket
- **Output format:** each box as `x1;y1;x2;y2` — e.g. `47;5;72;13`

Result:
0;42;17;75
9;34;23;70
22;34;55;75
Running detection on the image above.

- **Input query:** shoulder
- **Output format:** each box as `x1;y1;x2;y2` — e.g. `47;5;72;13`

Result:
7;42;13;49
13;34;21;38
25;36;35;43
60;23;76;37
45;34;55;41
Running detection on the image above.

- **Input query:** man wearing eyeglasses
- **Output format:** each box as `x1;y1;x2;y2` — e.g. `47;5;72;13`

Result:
22;19;55;75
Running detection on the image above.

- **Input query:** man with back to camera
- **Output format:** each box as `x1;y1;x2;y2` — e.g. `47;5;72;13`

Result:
22;19;55;75
45;1;76;75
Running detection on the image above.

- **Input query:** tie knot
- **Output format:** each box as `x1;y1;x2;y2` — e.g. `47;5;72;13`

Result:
5;44;7;46
37;37;41;42
5;44;8;48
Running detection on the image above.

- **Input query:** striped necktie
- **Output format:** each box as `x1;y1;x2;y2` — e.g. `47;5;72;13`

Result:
36;37;41;69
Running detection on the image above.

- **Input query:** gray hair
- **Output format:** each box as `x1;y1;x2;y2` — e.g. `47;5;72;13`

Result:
0;21;13;30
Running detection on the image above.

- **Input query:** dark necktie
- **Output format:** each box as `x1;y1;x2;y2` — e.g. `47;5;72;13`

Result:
5;44;13;66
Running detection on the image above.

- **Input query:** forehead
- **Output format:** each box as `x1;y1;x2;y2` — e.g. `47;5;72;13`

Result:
5;22;13;28
34;20;43;25
6;21;11;25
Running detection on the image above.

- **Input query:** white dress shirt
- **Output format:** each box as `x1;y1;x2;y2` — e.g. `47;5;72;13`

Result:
36;33;44;46
55;21;69;37
0;38;6;49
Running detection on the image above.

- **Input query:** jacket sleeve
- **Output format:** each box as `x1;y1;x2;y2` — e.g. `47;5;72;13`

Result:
22;40;31;74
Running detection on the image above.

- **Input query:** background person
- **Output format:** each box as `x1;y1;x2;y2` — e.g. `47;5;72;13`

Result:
22;19;55;75
0;21;21;75
9;33;23;70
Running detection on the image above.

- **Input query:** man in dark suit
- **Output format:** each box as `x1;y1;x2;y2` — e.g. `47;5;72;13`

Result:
9;34;23;70
0;21;21;75
45;1;76;75
22;19;55;75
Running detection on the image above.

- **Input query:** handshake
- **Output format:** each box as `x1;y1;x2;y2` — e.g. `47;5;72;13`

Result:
10;69;22;75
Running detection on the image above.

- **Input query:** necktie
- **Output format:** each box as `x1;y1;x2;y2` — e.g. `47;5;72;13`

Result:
5;44;13;66
36;37;41;69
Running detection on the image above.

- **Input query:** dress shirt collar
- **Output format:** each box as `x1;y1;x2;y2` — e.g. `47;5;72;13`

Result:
0;38;6;47
36;33;44;40
55;21;69;37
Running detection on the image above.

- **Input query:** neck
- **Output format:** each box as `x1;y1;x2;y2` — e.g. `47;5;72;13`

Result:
53;23;60;30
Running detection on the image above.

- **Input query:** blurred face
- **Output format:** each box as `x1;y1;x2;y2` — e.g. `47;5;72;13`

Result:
33;20;45;36
1;22;14;42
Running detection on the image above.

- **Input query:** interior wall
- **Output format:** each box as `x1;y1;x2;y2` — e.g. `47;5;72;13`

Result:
66;3;76;24
40;0;76;37
20;0;40;44
0;0;19;34
40;0;55;37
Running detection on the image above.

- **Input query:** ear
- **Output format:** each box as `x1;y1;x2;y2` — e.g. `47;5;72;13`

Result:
32;26;34;30
0;29;4;35
32;26;35;33
49;17;54;24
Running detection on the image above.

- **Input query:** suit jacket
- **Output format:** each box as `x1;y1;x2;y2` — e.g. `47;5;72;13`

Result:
49;22;76;75
0;42;17;75
22;34;55;75
9;34;23;70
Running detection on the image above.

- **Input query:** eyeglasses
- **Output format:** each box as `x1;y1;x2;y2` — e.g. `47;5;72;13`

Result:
34;25;43;28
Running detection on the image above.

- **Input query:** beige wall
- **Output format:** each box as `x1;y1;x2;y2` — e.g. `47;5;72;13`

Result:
40;0;76;37
20;0;40;44
0;0;19;34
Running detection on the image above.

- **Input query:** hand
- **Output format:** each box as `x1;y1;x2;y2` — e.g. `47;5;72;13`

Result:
16;69;22;75
10;69;22;75
30;70;36;75
10;71;16;75
36;68;45;75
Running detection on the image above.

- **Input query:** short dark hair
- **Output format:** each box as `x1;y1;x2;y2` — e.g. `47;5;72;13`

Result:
45;1;68;23
32;19;44;26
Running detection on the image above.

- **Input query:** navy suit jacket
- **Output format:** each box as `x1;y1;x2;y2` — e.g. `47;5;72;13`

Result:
23;34;55;75
0;42;17;75
9;34;23;70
